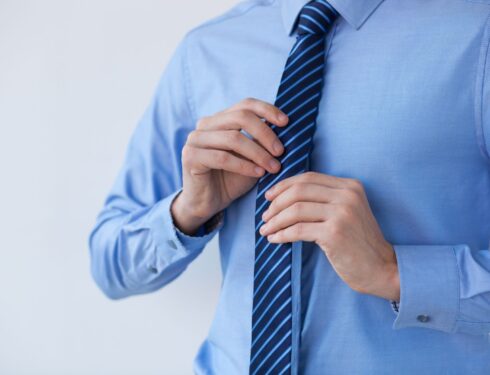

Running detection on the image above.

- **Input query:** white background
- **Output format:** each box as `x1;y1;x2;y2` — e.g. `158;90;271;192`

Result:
0;1;237;373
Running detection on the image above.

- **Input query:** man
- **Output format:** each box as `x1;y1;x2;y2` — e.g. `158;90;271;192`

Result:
89;0;490;373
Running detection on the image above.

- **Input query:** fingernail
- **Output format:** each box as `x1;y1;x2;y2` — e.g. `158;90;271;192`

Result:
278;113;288;123
269;159;280;171
255;166;264;175
272;140;284;155
262;209;269;221
260;224;268;234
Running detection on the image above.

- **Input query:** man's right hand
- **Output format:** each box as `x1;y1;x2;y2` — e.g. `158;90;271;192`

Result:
171;98;289;235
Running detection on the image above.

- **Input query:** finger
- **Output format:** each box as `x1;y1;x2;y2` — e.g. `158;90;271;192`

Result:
224;97;288;127
265;171;352;200
187;130;281;173
184;146;265;178
196;111;285;157
263;183;336;222
267;222;323;244
260;201;326;236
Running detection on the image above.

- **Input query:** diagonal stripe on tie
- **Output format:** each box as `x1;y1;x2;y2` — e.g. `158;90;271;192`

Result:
249;1;340;374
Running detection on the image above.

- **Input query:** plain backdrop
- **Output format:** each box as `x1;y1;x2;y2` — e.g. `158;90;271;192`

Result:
0;0;237;373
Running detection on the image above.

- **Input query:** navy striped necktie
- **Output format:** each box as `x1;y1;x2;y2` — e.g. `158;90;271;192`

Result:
250;1;339;374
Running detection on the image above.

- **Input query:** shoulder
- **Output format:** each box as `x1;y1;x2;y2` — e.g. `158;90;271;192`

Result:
187;0;276;34
190;0;275;30
181;0;279;46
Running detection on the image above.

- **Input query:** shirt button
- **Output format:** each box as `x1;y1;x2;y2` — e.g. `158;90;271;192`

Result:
417;314;430;323
167;239;177;249
148;266;158;274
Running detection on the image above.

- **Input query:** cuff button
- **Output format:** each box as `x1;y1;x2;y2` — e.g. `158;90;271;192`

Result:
417;314;430;323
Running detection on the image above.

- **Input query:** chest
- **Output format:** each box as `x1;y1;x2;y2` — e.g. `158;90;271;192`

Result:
191;1;489;183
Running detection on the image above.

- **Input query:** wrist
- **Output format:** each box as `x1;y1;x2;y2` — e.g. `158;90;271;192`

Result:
369;244;400;301
170;191;212;235
384;261;400;302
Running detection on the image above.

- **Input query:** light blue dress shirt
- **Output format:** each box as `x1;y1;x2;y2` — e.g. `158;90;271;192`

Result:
89;0;490;373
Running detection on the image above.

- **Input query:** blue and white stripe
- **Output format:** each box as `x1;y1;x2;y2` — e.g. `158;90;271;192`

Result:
250;1;339;374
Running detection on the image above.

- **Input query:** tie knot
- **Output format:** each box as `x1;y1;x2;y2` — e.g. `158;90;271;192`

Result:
296;0;339;36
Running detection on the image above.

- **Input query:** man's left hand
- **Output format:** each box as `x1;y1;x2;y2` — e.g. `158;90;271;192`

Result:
260;171;400;302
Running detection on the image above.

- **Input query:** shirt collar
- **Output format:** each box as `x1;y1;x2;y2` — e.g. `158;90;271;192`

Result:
281;0;385;36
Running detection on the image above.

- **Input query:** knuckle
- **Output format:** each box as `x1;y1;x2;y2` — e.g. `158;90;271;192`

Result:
259;155;272;167
292;183;306;199
235;109;250;122
186;130;197;144
181;145;194;164
294;182;311;199
215;151;229;164
239;159;251;172
343;189;360;204
273;231;283;242
349;178;363;192
267;216;277;228
227;130;241;144
303;171;316;181
293;223;304;236
196;116;209;130
328;221;343;237
337;205;353;220
292;202;304;215
241;97;257;107
272;181;282;192
258;122;270;134
260;128;275;144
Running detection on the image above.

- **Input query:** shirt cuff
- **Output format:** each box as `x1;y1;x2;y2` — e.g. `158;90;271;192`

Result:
391;245;460;333
174;207;224;249
144;189;224;257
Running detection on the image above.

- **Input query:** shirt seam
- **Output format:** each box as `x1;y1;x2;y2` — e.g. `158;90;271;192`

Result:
475;10;490;164
450;246;462;333
456;319;490;323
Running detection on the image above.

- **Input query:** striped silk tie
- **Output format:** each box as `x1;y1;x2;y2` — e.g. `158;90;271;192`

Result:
250;1;339;374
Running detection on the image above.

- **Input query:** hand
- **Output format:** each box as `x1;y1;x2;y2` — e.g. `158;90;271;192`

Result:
171;98;289;235
259;172;400;301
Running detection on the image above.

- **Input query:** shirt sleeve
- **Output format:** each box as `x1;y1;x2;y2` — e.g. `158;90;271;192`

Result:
389;244;490;337
389;18;490;338
88;34;222;300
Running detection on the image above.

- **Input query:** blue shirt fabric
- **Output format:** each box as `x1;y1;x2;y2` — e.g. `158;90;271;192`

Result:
89;0;490;373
